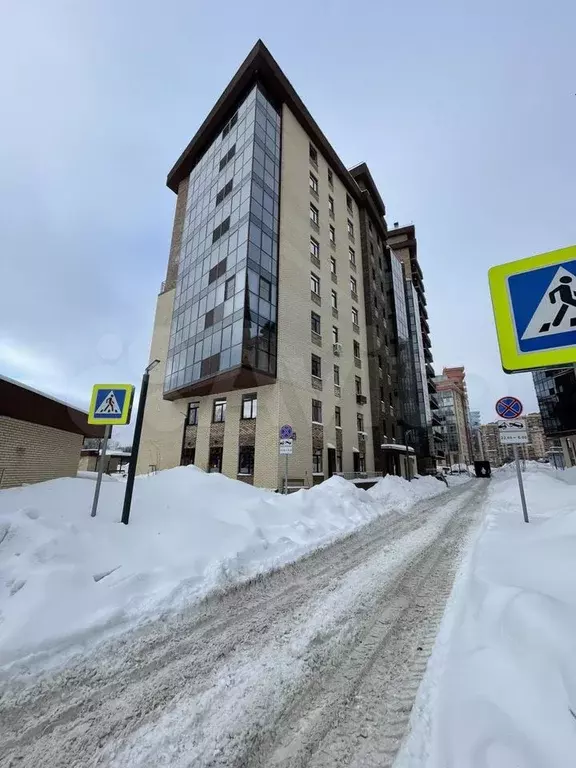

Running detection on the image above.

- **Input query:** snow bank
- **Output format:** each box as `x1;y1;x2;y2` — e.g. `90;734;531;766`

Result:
398;465;576;767
368;474;449;510
0;468;459;670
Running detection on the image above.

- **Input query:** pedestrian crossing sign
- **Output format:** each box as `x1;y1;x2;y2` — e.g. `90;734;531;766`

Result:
489;245;576;373
88;383;134;425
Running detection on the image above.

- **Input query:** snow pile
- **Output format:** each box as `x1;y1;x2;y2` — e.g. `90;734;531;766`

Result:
368;474;449;510
0;467;456;670
398;466;576;767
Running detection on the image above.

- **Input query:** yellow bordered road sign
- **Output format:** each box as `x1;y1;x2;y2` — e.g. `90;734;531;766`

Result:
88;384;134;425
488;245;576;373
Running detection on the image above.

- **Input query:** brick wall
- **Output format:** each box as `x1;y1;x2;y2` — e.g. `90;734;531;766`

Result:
0;416;84;488
163;177;189;293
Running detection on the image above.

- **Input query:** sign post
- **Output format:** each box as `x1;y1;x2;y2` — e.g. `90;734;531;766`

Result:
87;383;135;518
121;360;160;526
279;425;293;494
514;445;529;524
495;396;529;523
90;425;111;518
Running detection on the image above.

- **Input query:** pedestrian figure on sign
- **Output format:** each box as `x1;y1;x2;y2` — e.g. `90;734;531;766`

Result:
103;394;116;412
540;275;576;332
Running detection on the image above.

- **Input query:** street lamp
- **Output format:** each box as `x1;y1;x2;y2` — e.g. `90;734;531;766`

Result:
121;359;160;525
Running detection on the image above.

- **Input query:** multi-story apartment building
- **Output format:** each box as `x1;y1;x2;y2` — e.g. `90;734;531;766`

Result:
525;412;547;461
469;410;483;460
479;413;548;466
137;41;440;487
348;164;403;475
480;422;503;466
533;367;576;467
434;367;473;466
137;41;381;487
386;224;442;472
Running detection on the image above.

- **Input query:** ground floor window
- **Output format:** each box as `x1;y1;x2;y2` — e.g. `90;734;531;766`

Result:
209;446;223;472
181;446;195;466
313;449;323;474
238;445;255;475
187;402;199;426
353;451;366;473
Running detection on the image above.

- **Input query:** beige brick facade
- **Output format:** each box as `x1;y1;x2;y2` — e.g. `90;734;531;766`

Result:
0;416;83;489
138;105;374;489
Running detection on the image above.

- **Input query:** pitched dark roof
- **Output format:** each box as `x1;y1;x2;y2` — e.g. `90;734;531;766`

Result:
348;162;387;217
167;40;362;203
0;375;105;438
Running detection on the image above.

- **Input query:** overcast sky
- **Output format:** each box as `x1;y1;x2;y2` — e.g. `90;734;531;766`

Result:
1;0;575;440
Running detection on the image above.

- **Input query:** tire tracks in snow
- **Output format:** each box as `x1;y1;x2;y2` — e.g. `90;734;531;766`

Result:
0;480;486;768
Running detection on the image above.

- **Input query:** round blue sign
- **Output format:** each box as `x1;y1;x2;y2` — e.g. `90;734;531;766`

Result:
279;424;293;439
495;396;523;419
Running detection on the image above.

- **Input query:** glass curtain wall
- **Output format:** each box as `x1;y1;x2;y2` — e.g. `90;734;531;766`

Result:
165;85;281;395
533;368;576;436
390;254;420;441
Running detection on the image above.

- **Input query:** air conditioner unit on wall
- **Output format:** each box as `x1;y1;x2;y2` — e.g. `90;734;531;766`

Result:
333;343;342;356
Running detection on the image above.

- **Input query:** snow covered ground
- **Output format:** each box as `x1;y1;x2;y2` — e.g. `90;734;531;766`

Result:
396;464;576;768
0;466;460;672
1;479;484;768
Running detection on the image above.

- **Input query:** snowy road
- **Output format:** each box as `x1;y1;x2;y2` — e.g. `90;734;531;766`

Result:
1;479;486;768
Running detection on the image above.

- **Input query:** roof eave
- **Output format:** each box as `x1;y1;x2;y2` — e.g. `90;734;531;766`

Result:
166;40;362;203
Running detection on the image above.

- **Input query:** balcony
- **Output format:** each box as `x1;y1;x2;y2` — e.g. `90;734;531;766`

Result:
311;291;321;307
332;307;338;319
354;357;362;369
311;331;322;347
426;361;435;377
334;384;341;398
311;375;323;391
331;272;338;284
356;394;367;405
352;323;360;335
310;253;320;269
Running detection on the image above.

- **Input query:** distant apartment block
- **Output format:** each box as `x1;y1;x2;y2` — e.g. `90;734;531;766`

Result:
479;412;549;466
387;224;442;472
434;366;473;466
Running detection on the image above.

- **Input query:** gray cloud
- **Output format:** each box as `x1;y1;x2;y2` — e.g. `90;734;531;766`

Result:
1;0;574;436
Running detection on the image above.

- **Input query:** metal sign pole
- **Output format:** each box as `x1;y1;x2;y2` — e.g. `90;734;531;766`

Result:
91;424;111;518
284;454;288;495
514;444;529;523
121;361;160;525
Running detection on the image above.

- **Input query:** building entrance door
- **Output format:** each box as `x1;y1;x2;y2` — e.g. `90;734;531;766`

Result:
209;447;223;472
327;448;336;476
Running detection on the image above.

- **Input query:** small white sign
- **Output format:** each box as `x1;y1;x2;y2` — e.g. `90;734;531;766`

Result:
279;438;293;455
498;420;528;444
500;432;529;444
